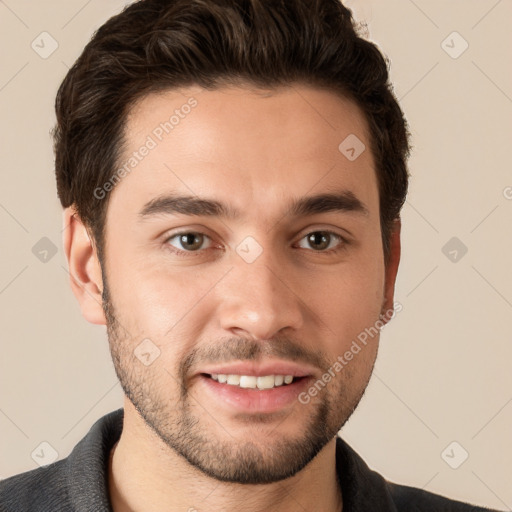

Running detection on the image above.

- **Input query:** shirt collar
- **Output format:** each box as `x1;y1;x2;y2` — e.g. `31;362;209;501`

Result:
335;436;398;511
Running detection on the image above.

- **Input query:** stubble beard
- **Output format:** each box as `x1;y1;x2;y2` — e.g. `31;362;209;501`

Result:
101;276;375;484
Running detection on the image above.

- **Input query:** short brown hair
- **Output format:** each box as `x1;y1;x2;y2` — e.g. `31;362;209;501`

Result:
53;0;410;265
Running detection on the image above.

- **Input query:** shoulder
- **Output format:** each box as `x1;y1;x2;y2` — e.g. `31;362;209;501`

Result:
0;459;71;511
335;436;501;512
0;408;122;511
387;480;500;511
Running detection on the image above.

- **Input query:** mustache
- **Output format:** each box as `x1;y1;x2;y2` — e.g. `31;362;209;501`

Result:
179;336;330;380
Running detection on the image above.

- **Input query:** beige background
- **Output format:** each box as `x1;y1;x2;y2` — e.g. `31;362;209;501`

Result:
1;0;511;509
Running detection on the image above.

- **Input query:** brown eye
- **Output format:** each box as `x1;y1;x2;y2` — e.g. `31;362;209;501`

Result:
307;232;330;251
297;231;345;252
166;232;210;252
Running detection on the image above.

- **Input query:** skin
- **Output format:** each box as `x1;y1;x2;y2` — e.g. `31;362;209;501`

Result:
63;84;401;512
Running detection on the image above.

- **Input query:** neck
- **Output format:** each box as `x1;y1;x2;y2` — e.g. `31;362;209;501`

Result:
108;402;343;512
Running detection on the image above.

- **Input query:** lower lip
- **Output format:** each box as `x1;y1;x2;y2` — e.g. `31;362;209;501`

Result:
197;375;311;414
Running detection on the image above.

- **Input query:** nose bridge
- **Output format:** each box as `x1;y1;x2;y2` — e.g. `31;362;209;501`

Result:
217;244;304;340
239;252;281;305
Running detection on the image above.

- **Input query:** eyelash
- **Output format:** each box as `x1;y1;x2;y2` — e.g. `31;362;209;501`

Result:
163;230;349;258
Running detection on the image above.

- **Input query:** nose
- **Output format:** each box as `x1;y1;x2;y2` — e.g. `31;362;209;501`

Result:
215;249;305;341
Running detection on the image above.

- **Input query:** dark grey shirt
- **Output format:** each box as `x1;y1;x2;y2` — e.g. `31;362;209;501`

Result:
0;408;501;511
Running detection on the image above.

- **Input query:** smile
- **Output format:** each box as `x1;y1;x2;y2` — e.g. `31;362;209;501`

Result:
208;373;296;389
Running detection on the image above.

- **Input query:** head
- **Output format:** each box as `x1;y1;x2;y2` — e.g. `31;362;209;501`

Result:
57;0;410;485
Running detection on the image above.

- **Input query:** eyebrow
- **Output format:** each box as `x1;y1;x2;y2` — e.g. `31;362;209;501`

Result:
138;190;369;221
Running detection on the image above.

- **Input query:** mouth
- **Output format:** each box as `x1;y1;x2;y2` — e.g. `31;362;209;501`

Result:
195;363;315;415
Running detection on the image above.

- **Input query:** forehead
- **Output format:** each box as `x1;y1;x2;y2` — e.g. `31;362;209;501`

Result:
109;84;378;223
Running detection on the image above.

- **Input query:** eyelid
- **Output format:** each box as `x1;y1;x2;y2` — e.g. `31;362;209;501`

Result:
299;223;353;240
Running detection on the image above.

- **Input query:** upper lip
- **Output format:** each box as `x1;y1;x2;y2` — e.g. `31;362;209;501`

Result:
197;360;316;378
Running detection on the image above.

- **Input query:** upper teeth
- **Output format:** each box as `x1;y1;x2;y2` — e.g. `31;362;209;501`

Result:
210;374;294;389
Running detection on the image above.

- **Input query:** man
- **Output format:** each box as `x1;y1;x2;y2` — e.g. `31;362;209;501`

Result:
0;0;501;510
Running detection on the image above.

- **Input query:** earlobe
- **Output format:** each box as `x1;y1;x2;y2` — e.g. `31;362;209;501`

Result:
381;219;401;322
62;207;106;325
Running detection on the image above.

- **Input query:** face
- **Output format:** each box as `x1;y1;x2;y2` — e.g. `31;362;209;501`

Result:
95;84;399;484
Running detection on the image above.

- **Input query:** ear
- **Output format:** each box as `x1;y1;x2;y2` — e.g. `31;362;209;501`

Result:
62;206;106;325
380;218;401;322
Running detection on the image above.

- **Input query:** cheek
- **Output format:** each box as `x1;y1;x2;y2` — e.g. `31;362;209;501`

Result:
106;252;224;345
306;254;385;341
